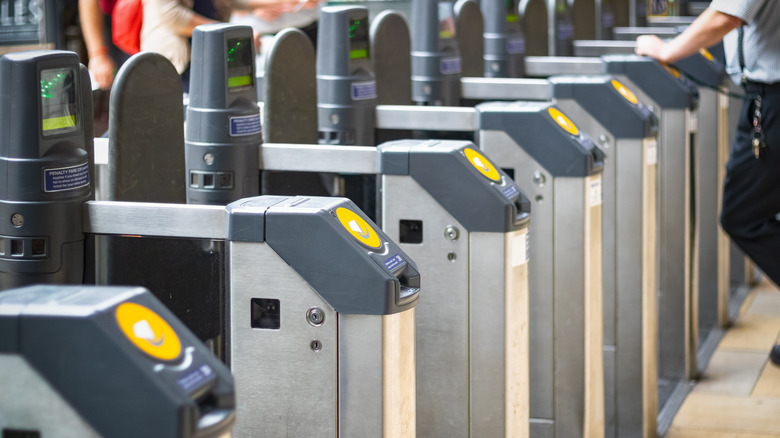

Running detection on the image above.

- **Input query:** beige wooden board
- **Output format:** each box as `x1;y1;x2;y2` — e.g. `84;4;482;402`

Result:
718;313;780;351
672;392;780;434
383;309;416;438
752;360;780;398
690;350;767;396
666;426;780;437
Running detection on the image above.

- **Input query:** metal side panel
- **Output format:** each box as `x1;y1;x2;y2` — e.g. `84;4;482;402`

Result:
717;91;731;327
554;100;616;350
469;230;530;438
339;311;416;437
380;175;470;437
695;88;720;353
228;242;338;437
259;143;378;174
375;105;477;132
614;137;659;438
0;354;100;437
657;109;693;383
84;201;227;239
479;129;555;423
524;56;603;77
687;109;701;380
460;78;552;101
554;176;605;438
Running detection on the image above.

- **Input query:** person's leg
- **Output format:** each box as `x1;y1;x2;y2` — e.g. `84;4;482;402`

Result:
720;86;780;289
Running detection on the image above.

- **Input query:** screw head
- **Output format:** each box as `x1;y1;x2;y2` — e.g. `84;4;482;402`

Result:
10;214;23;228
330;113;340;125
310;340;322;352
532;171;546;187
306;307;325;327
203;153;215;166
444;226;460;241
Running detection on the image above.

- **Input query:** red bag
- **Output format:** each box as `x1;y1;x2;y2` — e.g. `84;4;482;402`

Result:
112;0;143;55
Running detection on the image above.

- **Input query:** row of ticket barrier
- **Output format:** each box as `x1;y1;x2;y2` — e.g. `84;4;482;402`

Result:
0;1;755;437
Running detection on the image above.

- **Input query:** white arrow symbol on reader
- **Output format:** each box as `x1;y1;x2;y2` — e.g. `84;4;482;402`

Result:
133;320;165;347
349;219;370;239
473;156;488;171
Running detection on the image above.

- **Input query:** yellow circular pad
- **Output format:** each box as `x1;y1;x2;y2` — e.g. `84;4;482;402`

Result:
464;147;501;182
336;207;382;249
116;302;182;361
611;79;639;105
548;107;580;136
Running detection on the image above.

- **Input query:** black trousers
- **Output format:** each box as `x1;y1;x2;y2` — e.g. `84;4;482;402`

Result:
720;81;780;287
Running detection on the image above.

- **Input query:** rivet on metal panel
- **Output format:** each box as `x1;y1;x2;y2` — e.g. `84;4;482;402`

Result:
533;171;546;187
535;195;544;203
203;153;215;165
444;226;460;241
598;134;610;148
10;214;23;228
447;252;457;262
306;307;326;326
310;340;323;351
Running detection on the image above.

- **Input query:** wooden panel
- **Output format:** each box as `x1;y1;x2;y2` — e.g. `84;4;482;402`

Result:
383;309;416;438
673;393;780;434
505;232;530;437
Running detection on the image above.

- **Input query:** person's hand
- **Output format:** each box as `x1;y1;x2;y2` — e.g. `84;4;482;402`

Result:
88;51;116;89
635;35;669;62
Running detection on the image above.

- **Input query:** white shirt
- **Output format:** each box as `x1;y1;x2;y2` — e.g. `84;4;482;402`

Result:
709;0;780;84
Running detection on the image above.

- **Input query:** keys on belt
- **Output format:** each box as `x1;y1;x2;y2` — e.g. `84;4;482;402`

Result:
752;95;767;159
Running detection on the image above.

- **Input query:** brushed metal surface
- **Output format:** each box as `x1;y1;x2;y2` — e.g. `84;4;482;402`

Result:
84;201;227;238
260;143;378;174
573;40;636;57
480;129;556;423
229;242;339;436
524;56;603;77
0;354;100;437
460;77;552;101
375;105;477;131
382;175;471;437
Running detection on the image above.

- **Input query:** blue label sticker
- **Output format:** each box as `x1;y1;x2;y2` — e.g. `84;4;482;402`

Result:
602;12;614;28
351;81;377;101
384;253;405;271
440;57;462;75
177;364;216;393
502;185;519;200
43;162;90;193
230;114;262;137
557;23;574;40
507;38;525;54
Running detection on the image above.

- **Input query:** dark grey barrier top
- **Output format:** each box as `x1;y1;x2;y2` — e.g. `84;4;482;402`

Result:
317;6;377;145
371;11;413;106
227;196;420;315
378;139;531;232
476;100;606;177
602;54;699;110
411;0;462;105
110;52;185;203
455;0;484;78
0;285;235;438
0;50;93;289
549;75;658;139
674;49;725;88
481;0;525;77
186;23;261;205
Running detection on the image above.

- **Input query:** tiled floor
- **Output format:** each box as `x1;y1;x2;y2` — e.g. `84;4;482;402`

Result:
667;279;780;437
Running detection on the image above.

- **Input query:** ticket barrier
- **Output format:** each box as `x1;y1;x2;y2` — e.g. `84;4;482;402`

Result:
526;54;699;431
567;41;732;358
297;7;604;436
518;0;574;56
480;0;526;77
0;285;236;438
1;50;421;437
459;75;660;438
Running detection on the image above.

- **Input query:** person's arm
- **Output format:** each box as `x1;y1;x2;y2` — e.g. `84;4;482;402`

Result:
153;0;218;36
79;0;116;89
635;7;743;63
